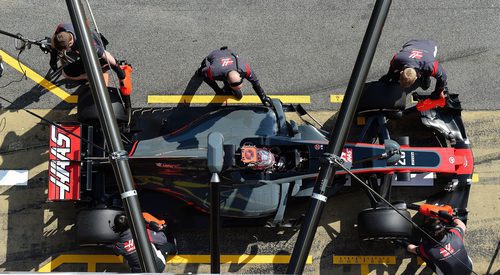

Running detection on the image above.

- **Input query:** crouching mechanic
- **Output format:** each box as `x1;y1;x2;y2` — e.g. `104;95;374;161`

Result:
381;39;448;100
407;211;473;275
112;213;175;273
50;23;125;83
197;47;272;106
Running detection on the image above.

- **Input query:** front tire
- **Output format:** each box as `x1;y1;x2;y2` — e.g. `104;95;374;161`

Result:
358;207;412;241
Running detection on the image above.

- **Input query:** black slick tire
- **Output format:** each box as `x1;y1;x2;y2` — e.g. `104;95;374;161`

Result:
358;207;412;241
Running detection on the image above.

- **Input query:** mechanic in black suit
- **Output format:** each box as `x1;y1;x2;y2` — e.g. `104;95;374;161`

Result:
380;39;448;99
407;212;473;275
197;47;271;106
49;23;125;82
112;213;170;273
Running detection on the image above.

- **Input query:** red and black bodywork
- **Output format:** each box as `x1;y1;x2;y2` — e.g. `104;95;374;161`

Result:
48;83;473;236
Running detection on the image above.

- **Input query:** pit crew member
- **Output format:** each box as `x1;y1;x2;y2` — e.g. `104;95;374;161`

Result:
407;212;473;275
196;46;271;106
50;23;125;82
112;213;167;273
380;39;448;99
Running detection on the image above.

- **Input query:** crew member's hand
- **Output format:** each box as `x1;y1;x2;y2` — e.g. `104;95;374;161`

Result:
261;96;273;107
112;64;126;80
437;210;454;224
429;90;445;100
148;221;163;232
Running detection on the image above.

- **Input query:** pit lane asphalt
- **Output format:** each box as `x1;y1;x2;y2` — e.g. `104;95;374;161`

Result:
0;1;499;274
0;1;499;110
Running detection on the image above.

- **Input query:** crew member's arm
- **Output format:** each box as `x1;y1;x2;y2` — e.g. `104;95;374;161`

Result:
426;61;447;99
453;217;466;234
245;68;271;106
407;244;418;254
49;49;59;70
99;49;125;80
380;53;400;82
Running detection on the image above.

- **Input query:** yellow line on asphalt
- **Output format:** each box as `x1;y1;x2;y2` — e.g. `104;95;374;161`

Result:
167;254;313;264
38;254;313;271
333;256;396;275
148;95;310;104
0;50;78;103
333;255;396;265
330;94;344;103
38;254;123;272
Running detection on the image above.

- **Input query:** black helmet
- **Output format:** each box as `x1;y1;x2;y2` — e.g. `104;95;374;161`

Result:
423;217;446;241
112;213;129;233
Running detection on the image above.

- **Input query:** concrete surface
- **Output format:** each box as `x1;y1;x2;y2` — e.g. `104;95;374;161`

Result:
0;109;498;274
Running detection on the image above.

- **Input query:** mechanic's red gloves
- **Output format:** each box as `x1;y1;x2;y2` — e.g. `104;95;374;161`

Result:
416;91;446;111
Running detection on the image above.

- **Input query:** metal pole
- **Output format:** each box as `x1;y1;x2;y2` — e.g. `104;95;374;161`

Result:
65;0;157;272
287;0;392;273
210;173;221;273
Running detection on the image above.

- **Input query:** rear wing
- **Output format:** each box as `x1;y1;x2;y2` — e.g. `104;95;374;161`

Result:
48;123;82;201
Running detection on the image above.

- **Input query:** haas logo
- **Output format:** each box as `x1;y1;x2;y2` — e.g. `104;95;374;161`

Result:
49;126;72;200
408;50;423;59
220;58;234;67
439;243;455;257
124;239;136;252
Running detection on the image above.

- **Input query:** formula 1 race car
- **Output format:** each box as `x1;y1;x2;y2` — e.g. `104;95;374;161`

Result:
47;81;473;244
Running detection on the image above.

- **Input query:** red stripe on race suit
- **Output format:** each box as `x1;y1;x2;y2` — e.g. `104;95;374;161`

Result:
450;228;463;241
48;124;81;201
207;67;214;81
245;64;251;78
431;60;439;77
419;244;429;260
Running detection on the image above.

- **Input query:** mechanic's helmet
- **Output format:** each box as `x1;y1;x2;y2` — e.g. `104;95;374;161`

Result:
399;68;417;88
423;217;446;241
112;213;130;233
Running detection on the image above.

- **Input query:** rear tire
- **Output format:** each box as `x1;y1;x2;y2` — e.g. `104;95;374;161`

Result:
76;208;122;245
358;207;412;241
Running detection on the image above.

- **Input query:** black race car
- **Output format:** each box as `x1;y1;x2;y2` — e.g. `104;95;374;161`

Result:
48;81;473;244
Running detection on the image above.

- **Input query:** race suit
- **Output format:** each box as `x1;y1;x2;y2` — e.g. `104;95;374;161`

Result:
418;227;473;275
198;47;266;100
383;39;447;98
113;229;166;273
